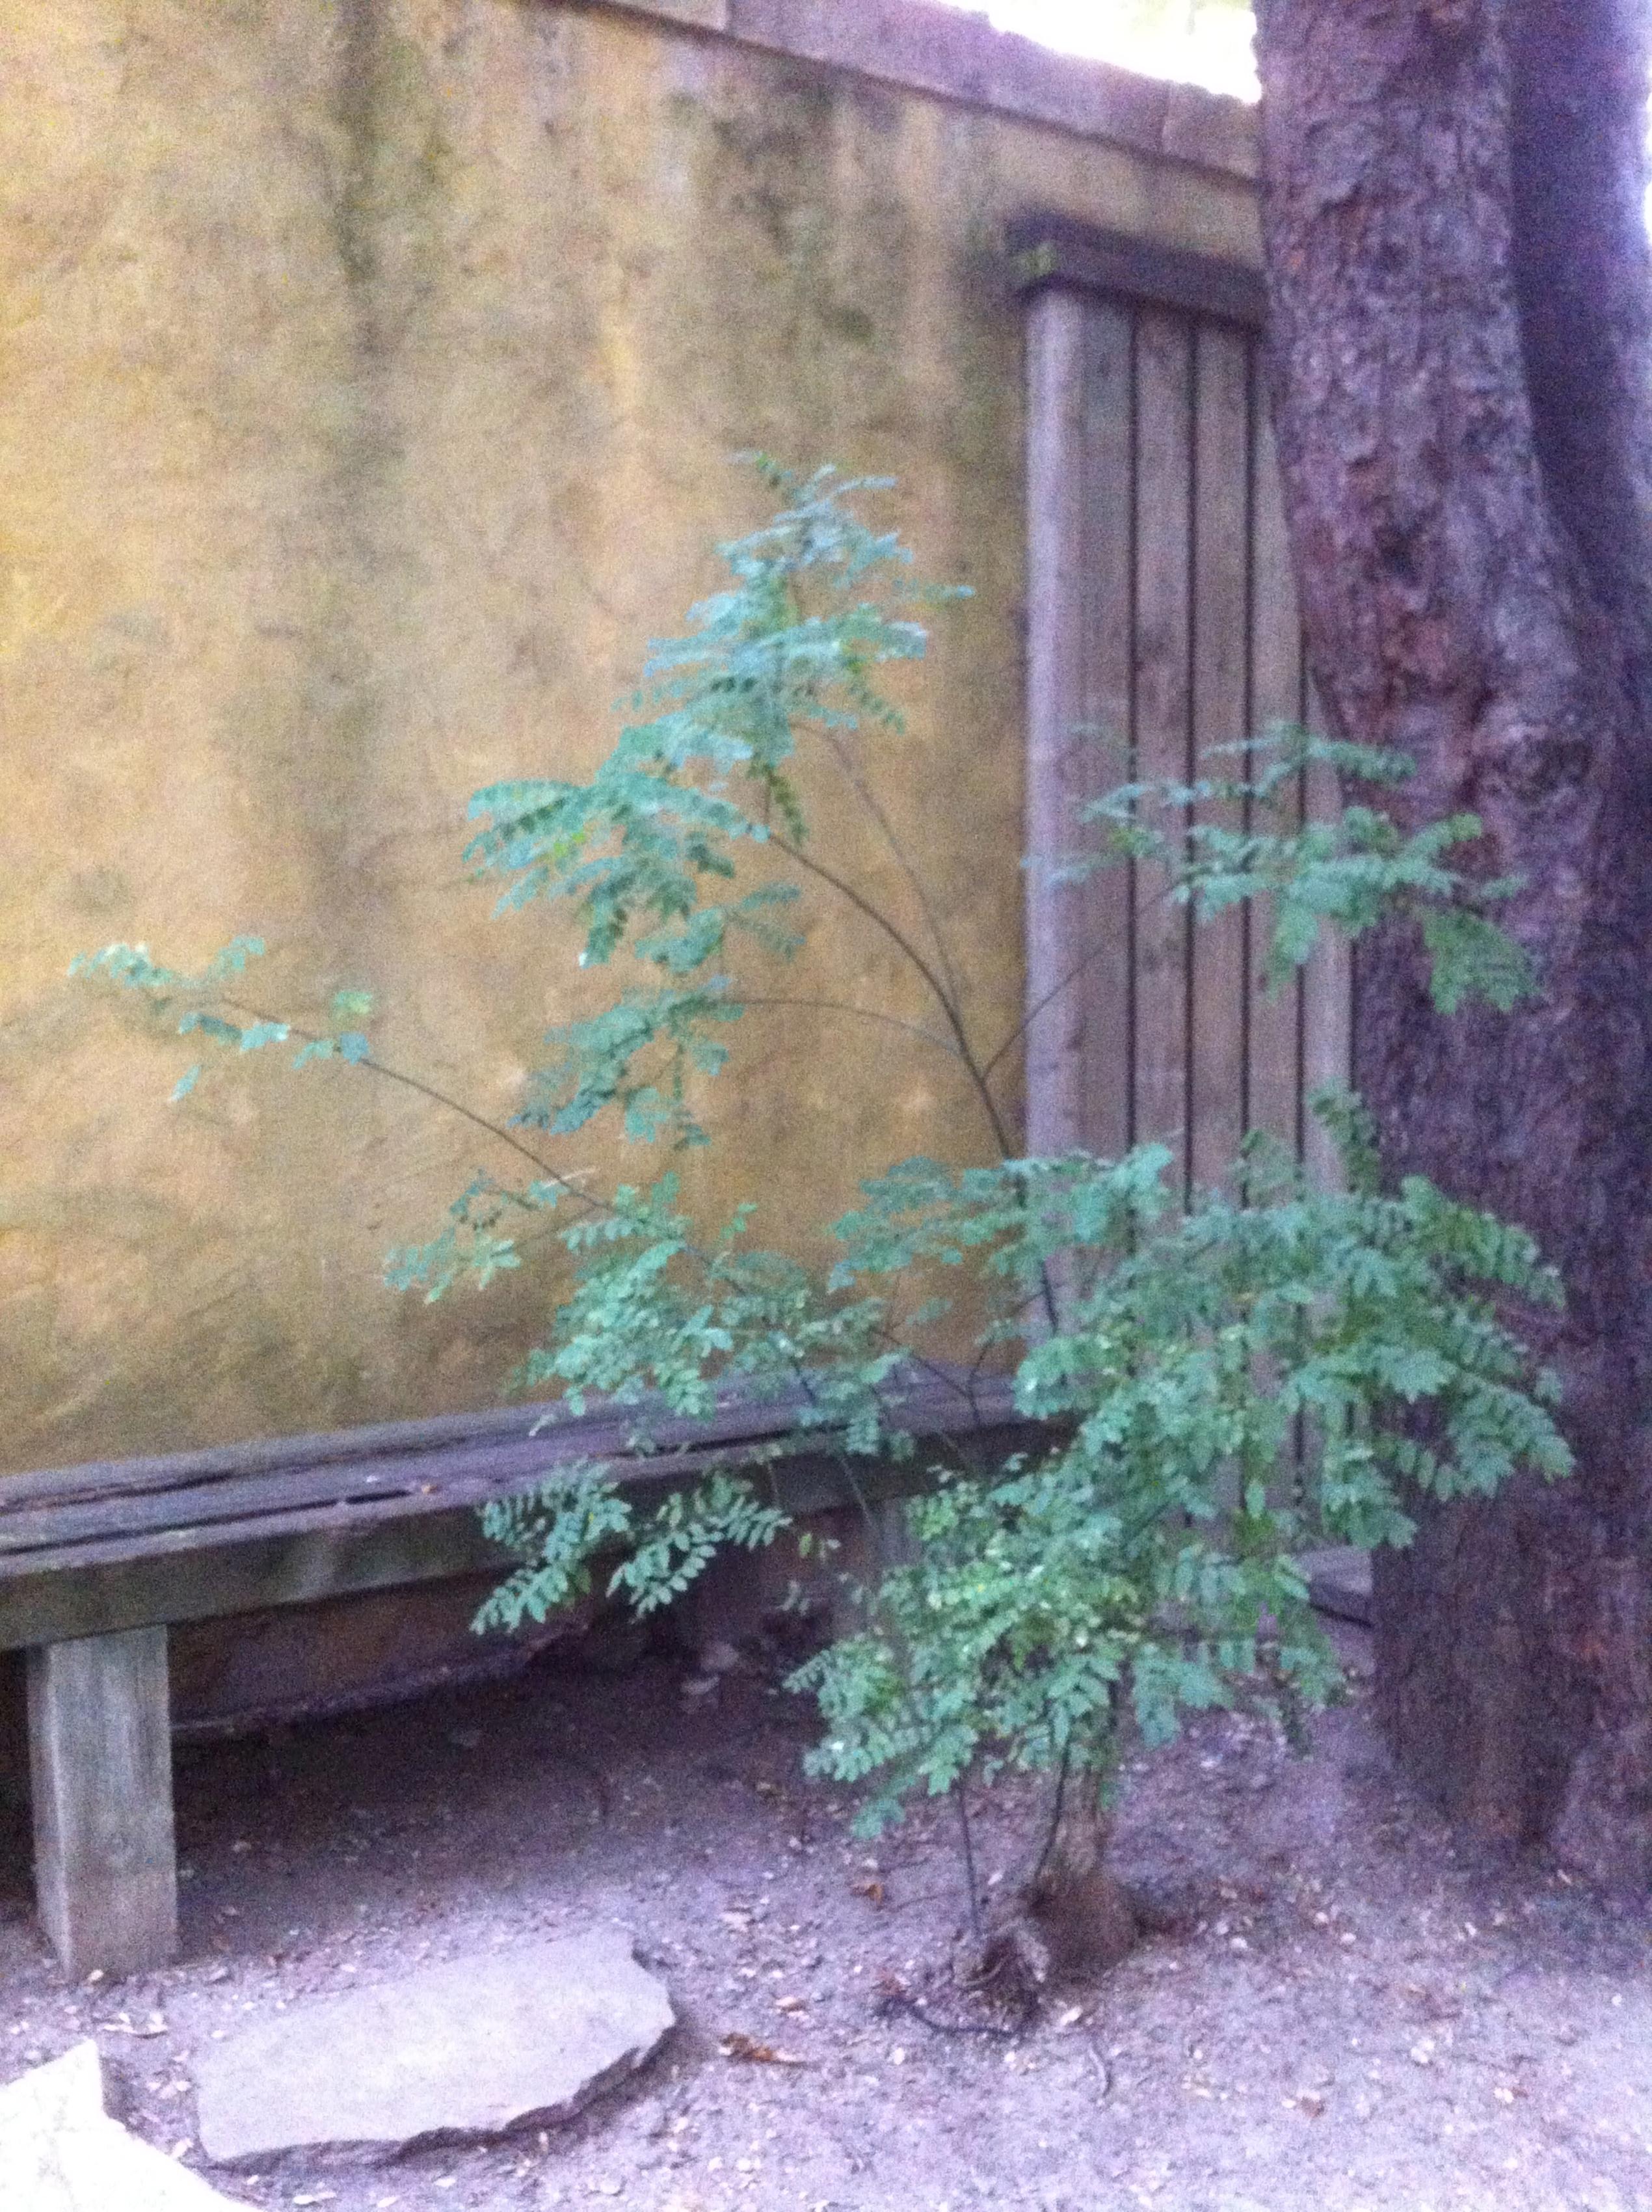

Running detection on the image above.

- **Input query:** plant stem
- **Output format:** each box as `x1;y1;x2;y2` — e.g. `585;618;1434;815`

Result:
771;837;1015;1159
739;995;959;1060
813;725;966;1015
955;1779;985;1945
979;876;1177;1086
226;999;1017;1451
224;1001;603;1211
1029;1746;1072;1886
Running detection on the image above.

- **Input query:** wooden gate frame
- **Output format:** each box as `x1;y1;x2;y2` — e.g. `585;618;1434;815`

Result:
1014;213;1351;1187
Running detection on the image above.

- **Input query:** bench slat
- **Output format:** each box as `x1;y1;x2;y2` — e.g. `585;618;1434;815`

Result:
0;1403;1032;1651
0;1403;563;1511
0;1409;783;1558
0;1377;965;1514
0;1371;1016;1569
0;1431;775;1576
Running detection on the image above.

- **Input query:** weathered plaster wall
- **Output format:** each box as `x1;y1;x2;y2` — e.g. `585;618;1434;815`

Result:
0;0;1259;1471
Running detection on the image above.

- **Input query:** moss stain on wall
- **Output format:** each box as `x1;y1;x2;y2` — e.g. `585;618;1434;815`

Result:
0;0;1259;1472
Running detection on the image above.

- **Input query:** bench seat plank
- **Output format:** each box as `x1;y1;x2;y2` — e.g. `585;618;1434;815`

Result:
0;1374;1021;1649
0;1372;1004;1552
2;1371;1024;1978
0;1396;805;1518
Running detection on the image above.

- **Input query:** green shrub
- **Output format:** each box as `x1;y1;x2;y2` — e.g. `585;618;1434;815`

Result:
78;462;1568;1961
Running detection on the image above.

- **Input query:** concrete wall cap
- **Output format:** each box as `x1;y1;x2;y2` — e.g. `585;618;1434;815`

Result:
581;0;1259;179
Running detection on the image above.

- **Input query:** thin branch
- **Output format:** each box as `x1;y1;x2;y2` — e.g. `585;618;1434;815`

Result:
738;995;959;1060
814;725;966;1013
771;837;1014;1159
769;837;960;1031
955;1778;985;1945
1029;1746;1072;1887
980;876;1179;1086
222;1001;604;1213
875;1345;1011;1424
980;934;1116;1086
829;1447;886;1558
219;999;1012;1446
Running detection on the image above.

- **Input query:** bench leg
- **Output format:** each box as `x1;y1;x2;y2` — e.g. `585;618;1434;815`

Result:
27;1626;178;1978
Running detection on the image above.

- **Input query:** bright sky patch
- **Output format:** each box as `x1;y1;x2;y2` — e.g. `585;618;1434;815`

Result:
936;2;1259;98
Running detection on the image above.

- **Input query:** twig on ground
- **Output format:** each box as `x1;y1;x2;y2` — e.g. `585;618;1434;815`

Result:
873;1973;1017;2041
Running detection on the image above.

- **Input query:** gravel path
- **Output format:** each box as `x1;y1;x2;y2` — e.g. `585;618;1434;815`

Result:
3;1615;1650;2211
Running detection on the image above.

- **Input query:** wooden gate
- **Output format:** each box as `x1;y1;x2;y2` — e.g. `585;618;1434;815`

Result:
1017;219;1351;1196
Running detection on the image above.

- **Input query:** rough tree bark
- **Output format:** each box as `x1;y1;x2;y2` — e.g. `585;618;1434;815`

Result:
1251;0;1652;1883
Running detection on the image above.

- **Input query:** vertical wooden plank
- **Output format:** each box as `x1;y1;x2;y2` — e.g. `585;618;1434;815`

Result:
1076;298;1138;1163
1246;390;1311;1502
1132;310;1194;1187
1246;376;1307;1160
29;1626;178;1977
1187;321;1251;1192
1301;669;1355;1189
1024;291;1134;1161
1023;288;1089;1161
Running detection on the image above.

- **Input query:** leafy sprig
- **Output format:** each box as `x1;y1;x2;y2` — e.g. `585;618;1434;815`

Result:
1085;727;1538;1014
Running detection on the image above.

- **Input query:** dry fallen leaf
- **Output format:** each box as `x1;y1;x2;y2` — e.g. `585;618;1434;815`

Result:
719;2032;806;2066
851;1878;885;1906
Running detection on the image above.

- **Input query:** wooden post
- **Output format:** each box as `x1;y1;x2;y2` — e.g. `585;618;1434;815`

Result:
1132;308;1195;1190
27;1626;177;1978
1024;285;1134;1165
1187;318;1253;1194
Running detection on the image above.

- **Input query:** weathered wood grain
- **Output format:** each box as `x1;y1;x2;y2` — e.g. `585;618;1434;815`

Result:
1025;286;1095;1161
1132;306;1195;1189
0;1375;1022;1651
1077;297;1139;1161
29;1626;177;1978
1009;215;1267;326
1016;226;1351;1219
1245;384;1307;1161
1024;290;1135;1163
1188;318;1253;1191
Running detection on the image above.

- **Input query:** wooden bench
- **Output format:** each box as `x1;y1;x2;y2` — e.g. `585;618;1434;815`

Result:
0;1371;1020;1980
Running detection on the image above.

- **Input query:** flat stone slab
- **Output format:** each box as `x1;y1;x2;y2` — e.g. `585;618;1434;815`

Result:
1299;1545;1374;1626
0;2042;241;2211
194;1928;674;2165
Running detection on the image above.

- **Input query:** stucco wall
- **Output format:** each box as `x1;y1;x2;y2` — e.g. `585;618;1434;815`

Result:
0;0;1260;1472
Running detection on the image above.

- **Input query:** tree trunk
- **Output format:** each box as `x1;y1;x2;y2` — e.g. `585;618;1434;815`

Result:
1251;0;1652;1883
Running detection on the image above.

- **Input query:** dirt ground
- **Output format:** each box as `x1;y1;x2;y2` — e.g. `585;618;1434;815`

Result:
4;1613;1652;2212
